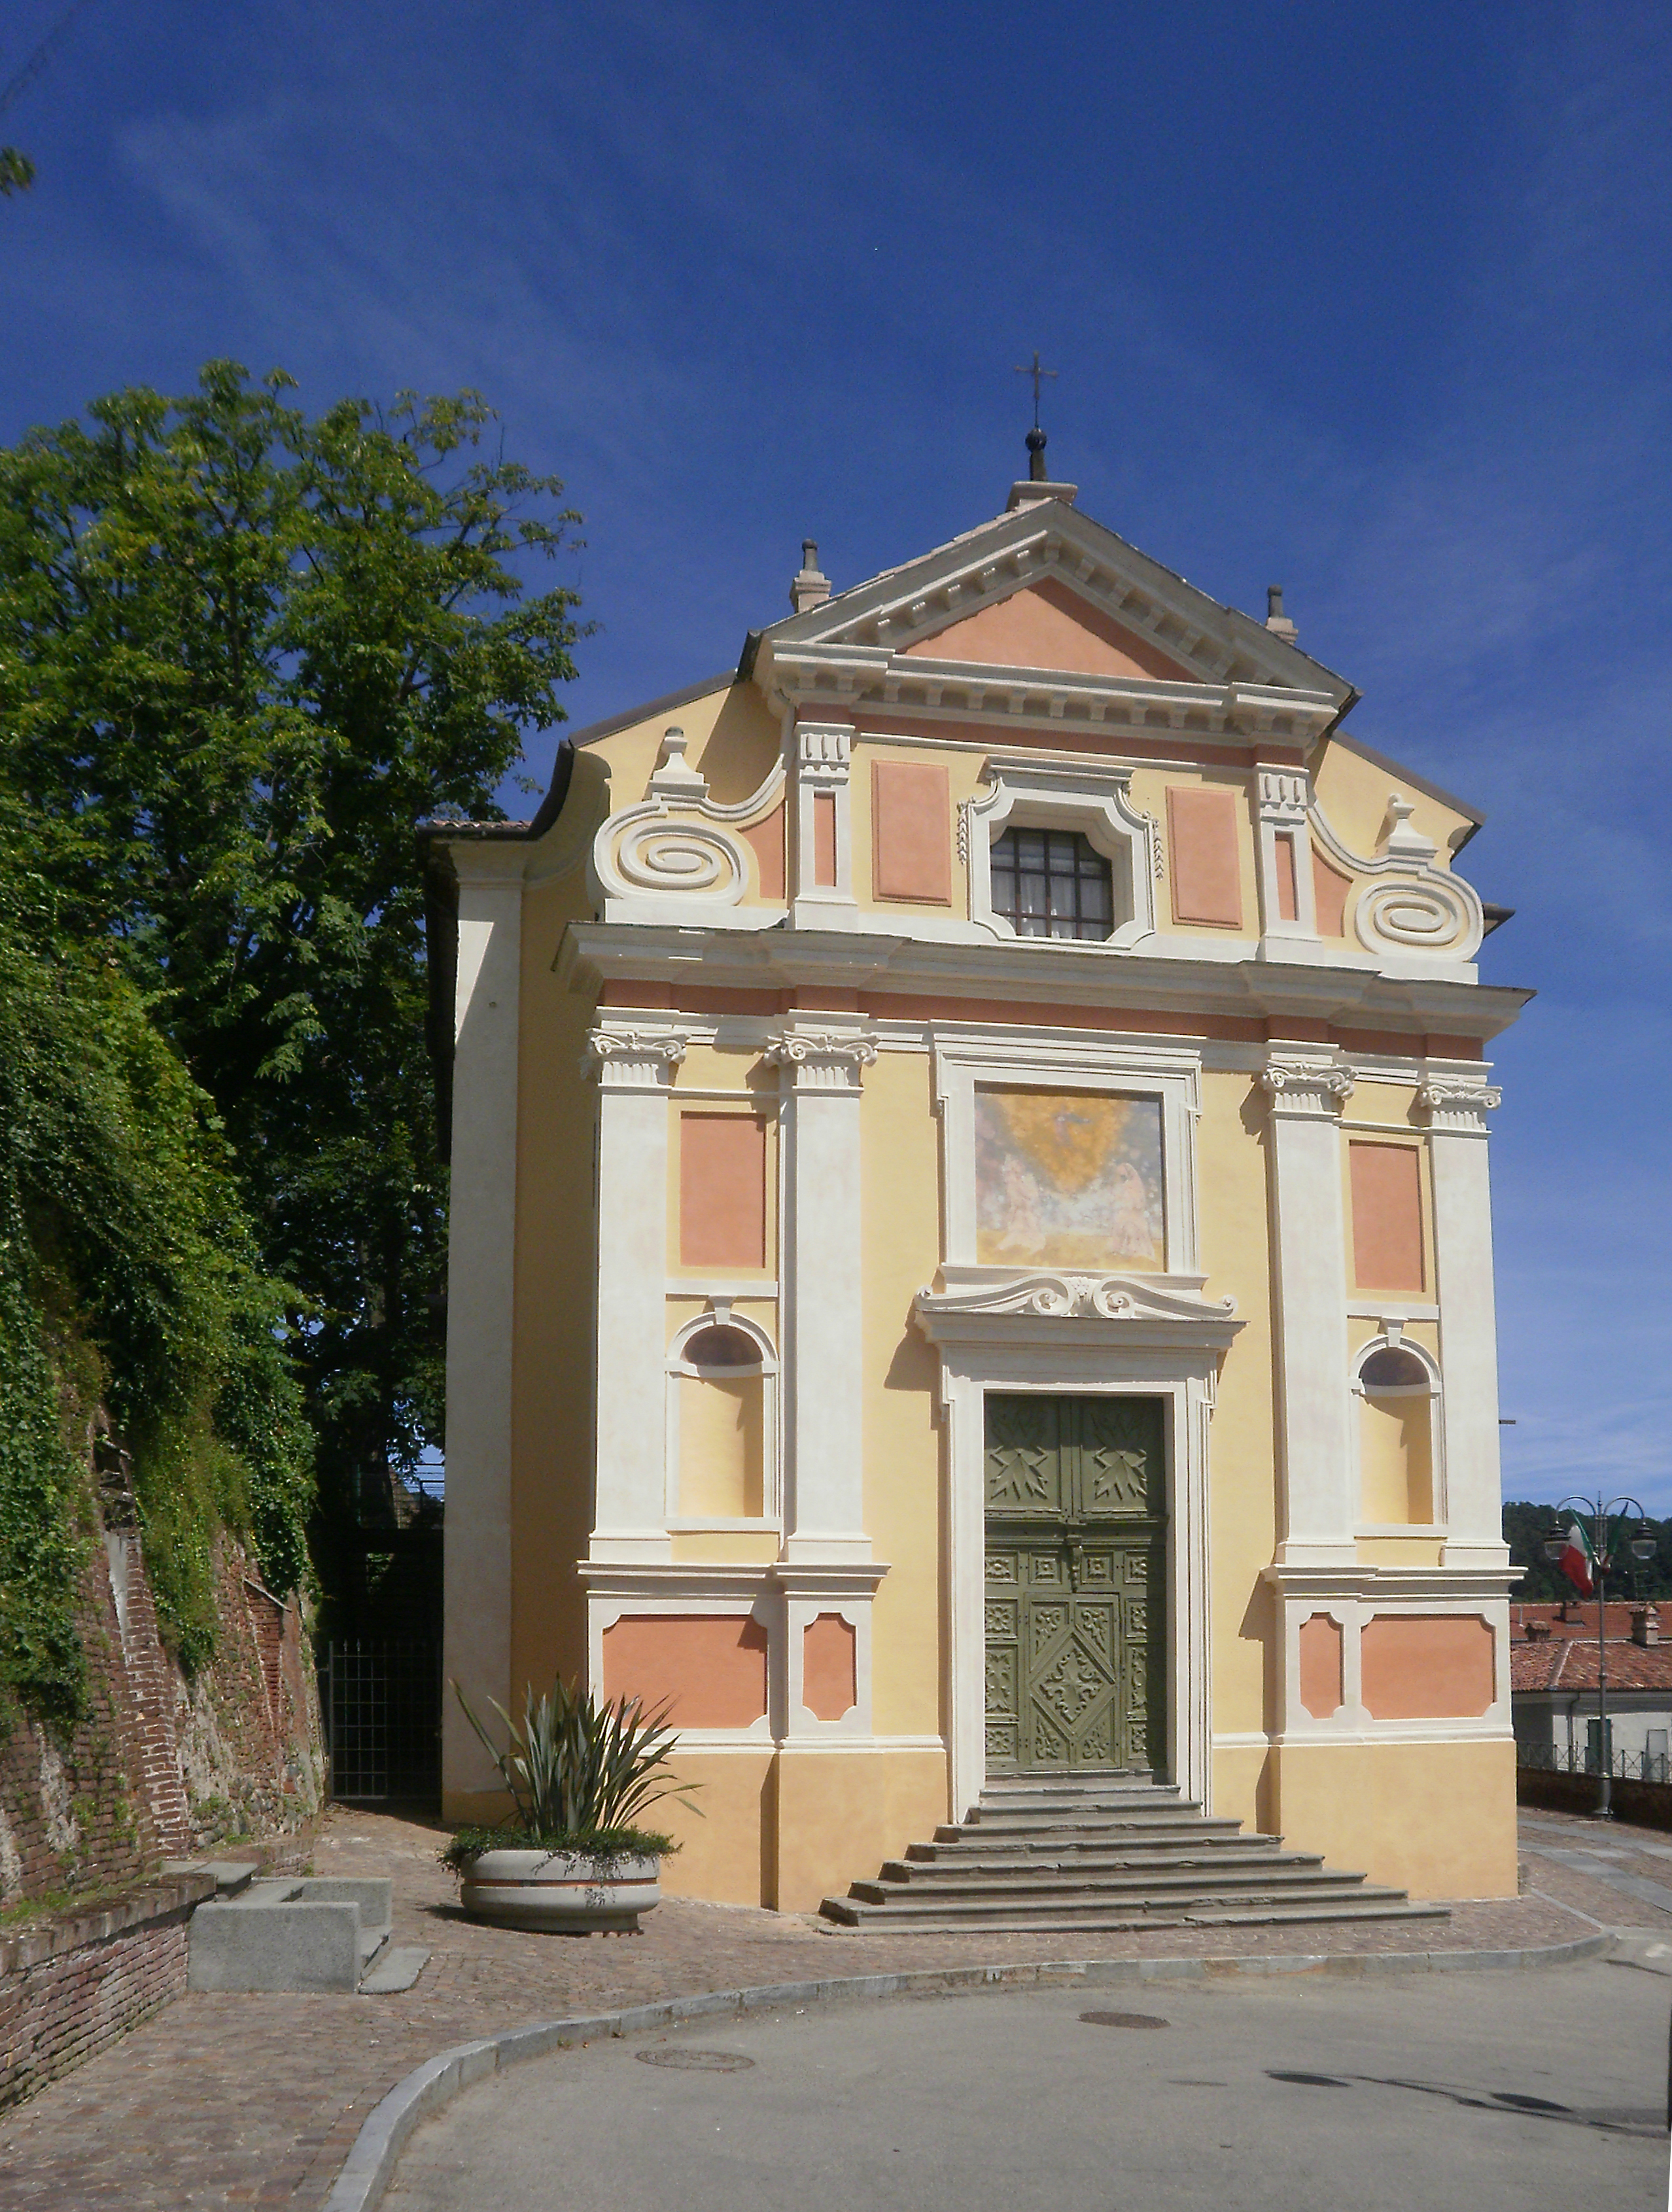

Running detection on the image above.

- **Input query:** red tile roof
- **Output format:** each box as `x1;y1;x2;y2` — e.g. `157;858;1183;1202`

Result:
1511;1634;1672;1693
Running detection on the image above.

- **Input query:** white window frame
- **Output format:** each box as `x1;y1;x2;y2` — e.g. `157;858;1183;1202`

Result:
966;761;1158;950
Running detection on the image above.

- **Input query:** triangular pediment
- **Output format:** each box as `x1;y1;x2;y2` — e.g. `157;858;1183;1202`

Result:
750;497;1355;710
901;574;1196;682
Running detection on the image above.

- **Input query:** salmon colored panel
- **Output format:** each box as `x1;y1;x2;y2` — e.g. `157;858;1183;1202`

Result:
1167;787;1244;928
1297;1614;1344;1719
1274;835;1298;921
680;1114;767;1270
601;1615;769;1727
1360;1615;1495;1720
871;761;952;904
744;805;786;901
812;792;837;887
1349;1141;1425;1293
900;576;1194;681
1313;849;1351;936
801;1612;858;1721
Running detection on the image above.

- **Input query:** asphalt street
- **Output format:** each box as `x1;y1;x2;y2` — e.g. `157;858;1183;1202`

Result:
381;1956;1669;2211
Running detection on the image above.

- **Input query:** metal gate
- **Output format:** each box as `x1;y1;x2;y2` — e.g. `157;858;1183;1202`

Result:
322;1640;442;1804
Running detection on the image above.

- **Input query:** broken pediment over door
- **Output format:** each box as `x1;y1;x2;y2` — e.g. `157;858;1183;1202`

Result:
901;574;1195;682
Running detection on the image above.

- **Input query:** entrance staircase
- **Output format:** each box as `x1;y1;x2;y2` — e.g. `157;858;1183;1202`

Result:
820;1772;1446;1933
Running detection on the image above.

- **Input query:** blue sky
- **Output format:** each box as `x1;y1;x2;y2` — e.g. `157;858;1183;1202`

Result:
3;0;1668;1513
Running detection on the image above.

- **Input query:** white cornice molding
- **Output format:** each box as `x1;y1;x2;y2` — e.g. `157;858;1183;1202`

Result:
1263;1563;1522;1604
756;504;1351;710
580;1026;689;1089
915;1272;1242;1352
765;642;1338;750
556;921;1533;1042
1259;1055;1355;1117
578;1560;890;1604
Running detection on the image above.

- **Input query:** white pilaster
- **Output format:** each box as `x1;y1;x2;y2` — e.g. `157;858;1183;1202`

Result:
1421;1080;1510;1568
790;720;858;929
767;1025;877;1562
1254;768;1318;942
1261;1056;1357;1567
442;845;525;1797
585;1026;688;1564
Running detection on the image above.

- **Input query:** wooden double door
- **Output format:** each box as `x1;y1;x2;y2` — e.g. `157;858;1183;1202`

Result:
984;1394;1167;1776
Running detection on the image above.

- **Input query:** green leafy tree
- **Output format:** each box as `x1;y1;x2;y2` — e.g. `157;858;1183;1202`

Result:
1503;1500;1671;1602
0;362;585;1624
0;149;34;197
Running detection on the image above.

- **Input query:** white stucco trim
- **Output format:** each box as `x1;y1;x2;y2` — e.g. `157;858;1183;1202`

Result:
1421;1081;1511;1569
964;759;1158;950
440;845;526;1797
931;1034;1204;1276
916;1293;1238;1824
663;1307;781;1532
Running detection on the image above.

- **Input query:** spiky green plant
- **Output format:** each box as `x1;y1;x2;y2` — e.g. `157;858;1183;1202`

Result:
445;1675;700;1863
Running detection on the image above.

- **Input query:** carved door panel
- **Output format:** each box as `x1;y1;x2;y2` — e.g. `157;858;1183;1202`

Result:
984;1396;1166;1776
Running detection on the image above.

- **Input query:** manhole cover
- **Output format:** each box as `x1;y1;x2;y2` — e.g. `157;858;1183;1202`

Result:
1080;2010;1169;2031
635;2048;756;2072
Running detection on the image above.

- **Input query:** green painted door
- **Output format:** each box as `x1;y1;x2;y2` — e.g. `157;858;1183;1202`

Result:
983;1395;1166;1775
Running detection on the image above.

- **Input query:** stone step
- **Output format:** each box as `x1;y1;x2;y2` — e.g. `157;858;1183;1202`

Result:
846;1866;1367;1908
909;1830;1276;1865
885;1846;1315;1883
931;1816;1247;1848
820;1895;1446;1933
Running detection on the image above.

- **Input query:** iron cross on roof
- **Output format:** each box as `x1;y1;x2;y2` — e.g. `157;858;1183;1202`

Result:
1015;350;1058;431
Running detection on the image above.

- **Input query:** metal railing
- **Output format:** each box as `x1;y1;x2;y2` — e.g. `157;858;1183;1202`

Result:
321;1639;442;1804
1518;1742;1671;1785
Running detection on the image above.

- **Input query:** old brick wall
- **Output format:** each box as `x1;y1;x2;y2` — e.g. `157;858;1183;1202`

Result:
0;1501;324;1910
0;1874;213;2109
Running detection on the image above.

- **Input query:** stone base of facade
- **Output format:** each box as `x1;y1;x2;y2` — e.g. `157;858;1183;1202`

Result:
445;1743;952;1914
1265;1736;1518;1900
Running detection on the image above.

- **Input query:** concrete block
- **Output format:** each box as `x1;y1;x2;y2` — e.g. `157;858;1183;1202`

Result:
296;1878;392;1931
188;1898;361;1993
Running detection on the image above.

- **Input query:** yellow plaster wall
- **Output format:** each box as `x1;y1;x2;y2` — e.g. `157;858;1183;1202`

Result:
651;1752;778;1906
860;1048;946;1742
1197;1067;1279;1742
773;1747;950;1912
1272;1736;1518;1899
1312;733;1474;866
1211;1743;1276;1840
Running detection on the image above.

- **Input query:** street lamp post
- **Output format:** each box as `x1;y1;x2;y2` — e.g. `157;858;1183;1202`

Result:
1543;1496;1657;1818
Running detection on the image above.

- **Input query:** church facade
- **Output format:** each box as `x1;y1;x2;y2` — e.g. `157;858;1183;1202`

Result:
427;468;1527;1910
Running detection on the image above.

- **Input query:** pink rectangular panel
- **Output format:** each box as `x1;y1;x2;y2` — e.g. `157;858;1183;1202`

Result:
871;760;951;904
1313;849;1351;936
813;792;838;888
1349;1141;1425;1293
680;1113;767;1270
744;805;786;901
801;1613;857;1721
1273;835;1298;922
601;1614;769;1728
1360;1615;1494;1719
1167;787;1244;928
1297;1613;1344;1719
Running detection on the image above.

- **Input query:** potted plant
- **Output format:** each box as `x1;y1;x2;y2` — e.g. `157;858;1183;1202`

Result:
442;1676;698;1934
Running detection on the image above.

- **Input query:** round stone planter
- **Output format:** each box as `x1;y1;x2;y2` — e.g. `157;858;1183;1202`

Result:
458;1848;662;1934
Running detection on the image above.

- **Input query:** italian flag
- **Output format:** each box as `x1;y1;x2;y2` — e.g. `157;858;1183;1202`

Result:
1556;1522;1594;1598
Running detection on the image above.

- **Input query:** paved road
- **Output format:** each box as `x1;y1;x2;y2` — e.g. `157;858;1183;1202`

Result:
384;1960;1669;2212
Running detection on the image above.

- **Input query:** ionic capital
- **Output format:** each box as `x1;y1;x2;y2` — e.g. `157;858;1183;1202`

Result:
1259;1057;1355;1118
763;1028;879;1092
581;1027;689;1089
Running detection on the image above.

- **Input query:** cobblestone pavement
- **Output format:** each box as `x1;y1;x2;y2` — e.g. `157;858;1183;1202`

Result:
0;1806;1613;2209
1517;1805;1672;1931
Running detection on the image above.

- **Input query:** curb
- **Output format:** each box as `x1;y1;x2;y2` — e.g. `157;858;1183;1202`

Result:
321;1927;1612;2211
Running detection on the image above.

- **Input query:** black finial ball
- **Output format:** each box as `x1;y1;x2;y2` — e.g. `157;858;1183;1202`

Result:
1026;426;1048;453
